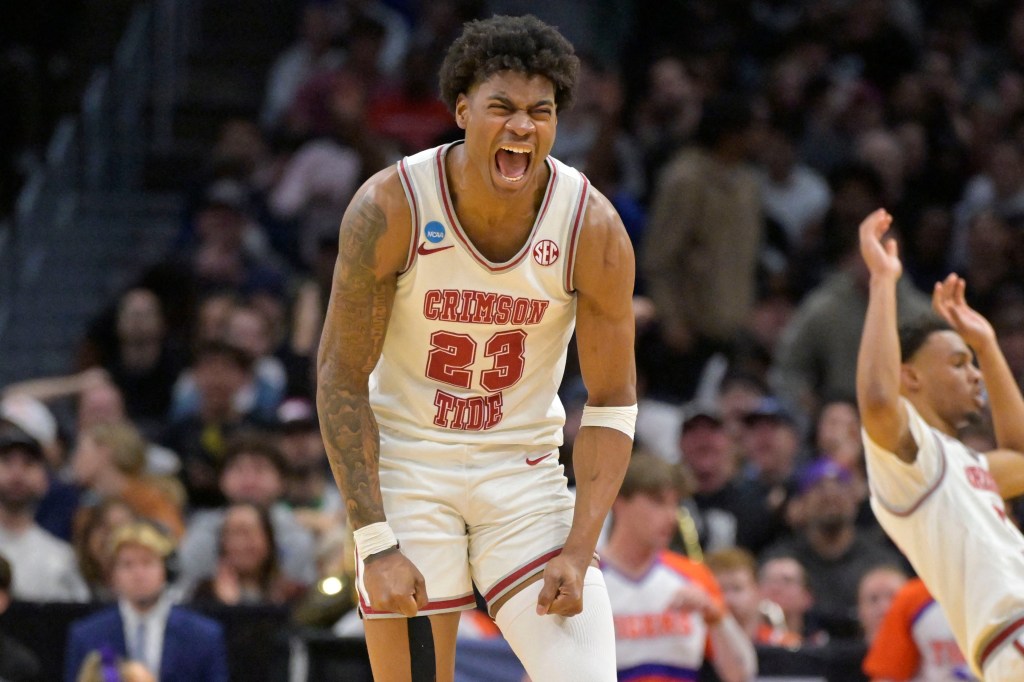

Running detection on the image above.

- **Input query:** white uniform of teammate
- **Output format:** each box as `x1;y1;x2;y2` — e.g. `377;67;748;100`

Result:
863;578;975;681
863;399;1024;679
602;550;723;682
357;141;592;618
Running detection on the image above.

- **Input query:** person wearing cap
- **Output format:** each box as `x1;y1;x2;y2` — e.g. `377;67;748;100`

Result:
678;400;776;555
64;521;228;682
762;459;902;638
0;420;89;602
274;398;342;523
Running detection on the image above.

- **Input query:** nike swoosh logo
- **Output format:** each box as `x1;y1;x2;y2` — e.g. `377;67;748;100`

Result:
526;453;553;466
417;242;454;256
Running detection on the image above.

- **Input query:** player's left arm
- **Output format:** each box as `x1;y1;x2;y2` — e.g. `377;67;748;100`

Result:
932;275;1024;496
536;187;637;617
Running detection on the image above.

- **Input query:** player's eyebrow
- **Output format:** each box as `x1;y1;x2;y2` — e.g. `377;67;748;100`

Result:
487;93;555;109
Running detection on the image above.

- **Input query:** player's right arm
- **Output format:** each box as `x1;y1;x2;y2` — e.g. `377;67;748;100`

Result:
316;167;427;616
855;209;915;461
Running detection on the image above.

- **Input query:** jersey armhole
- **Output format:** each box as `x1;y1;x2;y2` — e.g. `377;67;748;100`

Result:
397;157;419;275
563;172;590;294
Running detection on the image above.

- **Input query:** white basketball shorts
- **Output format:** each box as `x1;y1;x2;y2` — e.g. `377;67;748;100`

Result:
356;426;576;619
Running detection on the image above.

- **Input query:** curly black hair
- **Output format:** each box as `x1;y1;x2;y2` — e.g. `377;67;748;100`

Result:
438;14;579;112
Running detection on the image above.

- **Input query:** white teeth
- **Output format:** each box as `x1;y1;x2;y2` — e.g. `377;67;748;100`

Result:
499;173;526;182
500;146;531;154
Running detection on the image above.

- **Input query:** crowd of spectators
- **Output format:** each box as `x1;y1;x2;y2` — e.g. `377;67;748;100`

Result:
4;0;1024;679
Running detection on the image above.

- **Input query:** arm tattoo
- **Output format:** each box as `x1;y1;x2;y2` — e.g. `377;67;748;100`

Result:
317;196;394;528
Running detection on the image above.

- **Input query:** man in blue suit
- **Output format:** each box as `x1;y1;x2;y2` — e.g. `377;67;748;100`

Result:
64;521;229;682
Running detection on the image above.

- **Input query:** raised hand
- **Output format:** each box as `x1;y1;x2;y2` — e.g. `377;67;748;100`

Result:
932;273;995;350
858;208;901;280
362;550;428;617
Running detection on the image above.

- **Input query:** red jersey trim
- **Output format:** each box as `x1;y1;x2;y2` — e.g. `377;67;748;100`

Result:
874;430;948;518
978;615;1024;672
436;142;558;273
398;157;419;274
359;591;476;617
564;173;590;293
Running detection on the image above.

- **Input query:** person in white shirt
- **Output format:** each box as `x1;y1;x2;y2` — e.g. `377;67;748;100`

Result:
856;208;1024;681
0;421;88;602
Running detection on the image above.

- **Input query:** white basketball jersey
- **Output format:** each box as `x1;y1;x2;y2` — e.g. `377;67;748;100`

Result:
602;550;720;681
863;399;1024;678
369;142;589;447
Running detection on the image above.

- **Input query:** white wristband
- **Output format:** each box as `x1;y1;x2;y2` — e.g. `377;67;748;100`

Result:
353;522;398;558
580;404;638;440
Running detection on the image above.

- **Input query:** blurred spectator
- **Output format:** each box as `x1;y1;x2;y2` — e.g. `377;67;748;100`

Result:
676;401;775;555
736;398;804;550
70;422;184;539
189;502;306;607
171;303;286;424
182;179;286;296
639;93;765;404
366;45;457;156
856;564;908;644
73;498;136;602
0;392;62;469
764;461;902;638
76;289;187;435
178;432;317;589
601;451;757;682
64;522;228;682
631;55;702;196
75;650;156;682
261;2;345;131
757;556;827;646
861;577;976;681
160;341;265;509
705;547;801;648
756;122;831;261
0;552;42;681
771;164;932;421
0;421;87;602
274;398;342;528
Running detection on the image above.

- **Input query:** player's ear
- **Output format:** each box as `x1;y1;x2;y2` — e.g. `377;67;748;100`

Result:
900;363;921;392
455;94;469;129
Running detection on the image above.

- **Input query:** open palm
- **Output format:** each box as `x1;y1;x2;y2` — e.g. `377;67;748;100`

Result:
932;274;994;348
858;208;901;279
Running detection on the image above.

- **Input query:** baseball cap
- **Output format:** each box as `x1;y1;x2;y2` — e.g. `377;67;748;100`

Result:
796;460;852;495
680;400;724;431
0;421;45;461
0;395;57;449
742;397;795;426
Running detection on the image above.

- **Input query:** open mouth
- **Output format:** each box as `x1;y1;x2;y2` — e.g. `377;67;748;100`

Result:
495;145;531;183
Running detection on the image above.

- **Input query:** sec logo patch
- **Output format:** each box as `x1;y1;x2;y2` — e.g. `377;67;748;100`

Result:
532;240;559;266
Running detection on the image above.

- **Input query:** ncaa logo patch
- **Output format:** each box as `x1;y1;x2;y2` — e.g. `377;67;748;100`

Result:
424;221;445;243
532;239;559;266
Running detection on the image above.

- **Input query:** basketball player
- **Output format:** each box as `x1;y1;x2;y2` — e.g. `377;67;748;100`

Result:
856;208;1024;681
316;15;636;682
862;577;976;682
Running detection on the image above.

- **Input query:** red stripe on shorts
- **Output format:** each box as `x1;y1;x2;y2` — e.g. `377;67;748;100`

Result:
483;548;562;604
360;592;476;616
